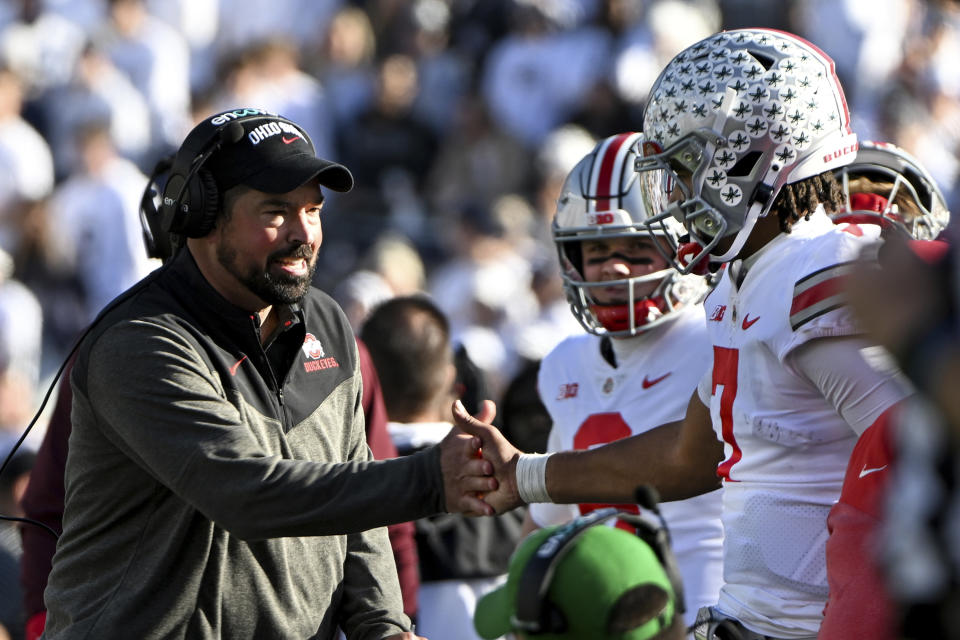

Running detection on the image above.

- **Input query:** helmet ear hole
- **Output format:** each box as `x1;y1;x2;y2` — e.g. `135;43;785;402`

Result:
727;152;762;178
748;50;775;70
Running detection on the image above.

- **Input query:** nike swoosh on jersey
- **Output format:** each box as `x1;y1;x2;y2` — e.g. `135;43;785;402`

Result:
641;372;671;389
741;314;760;329
858;464;888;479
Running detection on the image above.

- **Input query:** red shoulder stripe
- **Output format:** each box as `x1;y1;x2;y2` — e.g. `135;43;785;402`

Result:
789;262;854;330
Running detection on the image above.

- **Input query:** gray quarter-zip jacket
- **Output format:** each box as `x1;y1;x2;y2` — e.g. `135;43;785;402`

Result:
43;249;444;639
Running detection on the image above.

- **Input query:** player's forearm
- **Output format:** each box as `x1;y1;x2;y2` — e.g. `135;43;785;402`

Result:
544;421;721;504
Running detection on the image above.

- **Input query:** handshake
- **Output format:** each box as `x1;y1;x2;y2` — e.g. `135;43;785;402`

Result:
439;399;528;517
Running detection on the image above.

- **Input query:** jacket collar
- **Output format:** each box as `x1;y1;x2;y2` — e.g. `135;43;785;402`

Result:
164;248;303;343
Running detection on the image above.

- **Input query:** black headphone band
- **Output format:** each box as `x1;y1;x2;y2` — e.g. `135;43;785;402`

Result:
512;494;685;636
512;507;622;634
157;110;311;239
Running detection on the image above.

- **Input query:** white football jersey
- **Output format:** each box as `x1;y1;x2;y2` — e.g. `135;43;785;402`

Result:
534;303;724;623
697;210;887;638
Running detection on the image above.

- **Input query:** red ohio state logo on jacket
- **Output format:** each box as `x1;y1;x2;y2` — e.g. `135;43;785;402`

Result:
302;333;339;372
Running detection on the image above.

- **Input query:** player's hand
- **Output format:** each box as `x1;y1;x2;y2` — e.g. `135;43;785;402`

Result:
452;399;524;515
439;407;498;516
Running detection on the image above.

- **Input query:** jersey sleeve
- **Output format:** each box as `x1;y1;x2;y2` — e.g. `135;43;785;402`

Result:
776;228;882;361
786;336;911;435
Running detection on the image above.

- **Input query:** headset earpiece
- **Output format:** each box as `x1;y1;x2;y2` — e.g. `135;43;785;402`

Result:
140;156;175;260
188;168;220;237
158;117;249;239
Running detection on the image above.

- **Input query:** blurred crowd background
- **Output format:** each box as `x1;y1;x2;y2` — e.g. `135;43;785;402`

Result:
0;0;958;456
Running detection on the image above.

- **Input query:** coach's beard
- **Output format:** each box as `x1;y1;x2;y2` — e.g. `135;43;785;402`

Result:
220;243;318;306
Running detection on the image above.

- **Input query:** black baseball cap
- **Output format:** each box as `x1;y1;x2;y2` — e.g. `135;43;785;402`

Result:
200;108;354;194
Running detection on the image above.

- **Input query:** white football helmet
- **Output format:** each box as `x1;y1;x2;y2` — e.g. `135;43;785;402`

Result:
833;140;950;241
636;29;859;271
554;132;707;337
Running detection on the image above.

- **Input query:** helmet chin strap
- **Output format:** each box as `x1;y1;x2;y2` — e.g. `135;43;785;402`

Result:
707;200;765;263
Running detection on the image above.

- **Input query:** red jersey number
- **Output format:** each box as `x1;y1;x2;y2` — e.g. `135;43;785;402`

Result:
573;412;640;530
713;346;742;481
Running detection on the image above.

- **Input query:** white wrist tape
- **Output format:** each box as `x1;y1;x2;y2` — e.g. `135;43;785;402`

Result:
516;453;553;504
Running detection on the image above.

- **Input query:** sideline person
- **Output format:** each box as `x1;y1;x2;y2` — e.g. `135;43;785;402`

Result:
40;108;492;640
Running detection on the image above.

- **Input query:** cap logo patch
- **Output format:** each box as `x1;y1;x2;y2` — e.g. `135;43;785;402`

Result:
248;121;304;145
210;107;269;126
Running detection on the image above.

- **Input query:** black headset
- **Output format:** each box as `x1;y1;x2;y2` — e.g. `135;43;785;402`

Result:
512;486;686;636
140;110;311;251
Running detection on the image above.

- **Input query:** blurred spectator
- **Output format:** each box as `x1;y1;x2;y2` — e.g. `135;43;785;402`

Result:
211;38;335;162
0;450;35;640
0;0;87;103
327;233;425;331
428;201;539;399
332;270;395;334
94;0;191;156
0;66;54;254
611;0;720;108
144;0;219;93
0;246;42;452
337;53;439;231
37;0;105;33
6;198;85;379
213;0;339;63
41;42;151;180
361;295;524;640
362;233;427;297
45;121;155;322
510;254;584;365
480;1;608;149
310;6;378;131
793;0;914;138
530;123;596;248
425;93;533;219
406;0;472;138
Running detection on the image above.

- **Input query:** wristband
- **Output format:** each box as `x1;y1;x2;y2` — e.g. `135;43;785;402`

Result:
516;453;553;504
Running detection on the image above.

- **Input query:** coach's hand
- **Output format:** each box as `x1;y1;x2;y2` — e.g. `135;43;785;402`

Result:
439;403;498;516
453;399;524;515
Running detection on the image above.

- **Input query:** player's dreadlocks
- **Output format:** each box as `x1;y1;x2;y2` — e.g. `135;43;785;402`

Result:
771;171;846;234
